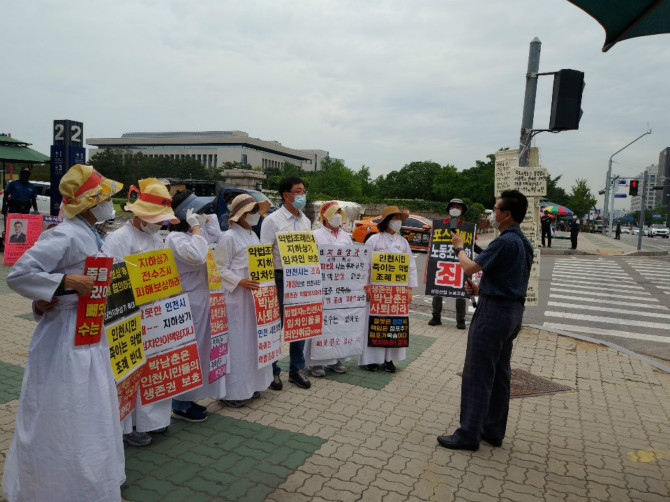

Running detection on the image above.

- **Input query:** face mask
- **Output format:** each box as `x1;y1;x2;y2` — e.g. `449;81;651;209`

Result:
89;199;114;222
449;208;462;218
246;213;260;226
389;220;403;233
489;212;501;230
141;221;162;234
328;214;343;228
292;195;307;211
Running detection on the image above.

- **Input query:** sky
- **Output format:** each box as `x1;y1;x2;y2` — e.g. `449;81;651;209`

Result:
2;1;669;209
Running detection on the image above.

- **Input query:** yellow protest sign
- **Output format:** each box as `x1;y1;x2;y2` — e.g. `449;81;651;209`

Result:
371;252;410;284
206;249;223;291
106;313;145;382
276;232;319;267
247;244;275;283
125;248;182;305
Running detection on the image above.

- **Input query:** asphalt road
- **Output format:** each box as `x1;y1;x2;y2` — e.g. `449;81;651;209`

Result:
412;251;670;364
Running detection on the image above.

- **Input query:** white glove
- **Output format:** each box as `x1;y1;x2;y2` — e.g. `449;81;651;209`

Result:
185;208;200;228
196;213;207;227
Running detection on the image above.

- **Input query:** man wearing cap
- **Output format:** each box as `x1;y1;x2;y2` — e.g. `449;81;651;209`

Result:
103;178;181;447
4;164;126;501
428;198;481;330
260;176;312;389
306;201;353;377
541;209;553;248
2;167;38;216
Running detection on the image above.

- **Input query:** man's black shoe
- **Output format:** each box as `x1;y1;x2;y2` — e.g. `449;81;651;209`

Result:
365;364;379;371
457;322;466;330
480;434;502;447
383;360;396;373
288;370;311;389
436;434;479;451
428;317;442;326
269;374;283;391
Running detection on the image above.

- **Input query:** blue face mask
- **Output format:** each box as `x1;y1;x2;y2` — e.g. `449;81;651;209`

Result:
292;195;307;210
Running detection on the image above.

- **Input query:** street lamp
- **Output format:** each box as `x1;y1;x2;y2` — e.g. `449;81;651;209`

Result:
603;128;652;235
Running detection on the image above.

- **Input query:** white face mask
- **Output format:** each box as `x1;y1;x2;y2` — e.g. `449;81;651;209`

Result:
328;214;343;228
449;208;462;218
141;221;162;234
89;199;114;222
389;219;403;233
489;212;501;230
246;213;260;226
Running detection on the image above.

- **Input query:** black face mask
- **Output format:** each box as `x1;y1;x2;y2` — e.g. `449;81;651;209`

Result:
20;174;30;183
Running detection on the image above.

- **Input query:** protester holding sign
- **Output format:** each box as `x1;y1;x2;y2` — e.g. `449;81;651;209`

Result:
359;206;417;372
103;178;180;447
306;201;353;377
3;164;126;502
167;189;223;421
214;194;273;406
260;176;313;390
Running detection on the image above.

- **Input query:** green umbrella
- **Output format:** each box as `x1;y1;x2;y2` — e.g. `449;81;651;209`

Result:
567;0;670;52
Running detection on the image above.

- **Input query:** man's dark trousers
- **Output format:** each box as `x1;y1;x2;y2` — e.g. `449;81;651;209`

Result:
541;226;551;247
453;295;524;445
271;269;305;377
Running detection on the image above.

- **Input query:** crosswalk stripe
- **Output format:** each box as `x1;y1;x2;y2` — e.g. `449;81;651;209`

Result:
553;264;622;270
549;293;667;310
551;281;646;292
549;277;644;290
547;301;670;319
543;322;670;344
544;311;670;330
552;270;629;280
549;287;654;299
552;268;624;276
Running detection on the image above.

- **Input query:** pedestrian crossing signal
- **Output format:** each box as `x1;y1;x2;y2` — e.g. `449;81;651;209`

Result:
629;180;639;196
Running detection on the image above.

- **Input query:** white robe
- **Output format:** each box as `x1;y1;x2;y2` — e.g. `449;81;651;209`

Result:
359;231;418;366
3;216;125;502
102;221;173;434
305;226;354;367
214;224;272;400
166;215;226;401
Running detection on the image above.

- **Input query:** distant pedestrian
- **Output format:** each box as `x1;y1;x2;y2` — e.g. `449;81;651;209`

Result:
437;189;532;451
2;167;37;215
570;215;580;249
615;221;621;240
541;209;553;248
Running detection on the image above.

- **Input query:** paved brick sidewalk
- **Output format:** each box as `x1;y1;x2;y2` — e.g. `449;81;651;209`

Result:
1;266;669;501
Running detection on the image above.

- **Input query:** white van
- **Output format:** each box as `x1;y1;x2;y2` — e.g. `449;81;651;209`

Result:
33;181;52;215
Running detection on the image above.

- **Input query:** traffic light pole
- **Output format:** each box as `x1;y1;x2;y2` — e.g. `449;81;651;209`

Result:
519;38;541;167
602;129;651;235
637;170;648;251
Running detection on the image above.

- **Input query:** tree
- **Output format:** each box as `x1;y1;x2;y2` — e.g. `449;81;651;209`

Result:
308;157;361;199
376;161;442;200
546;174;570;206
567;178;597;218
356;165;376;198
459;155;496;209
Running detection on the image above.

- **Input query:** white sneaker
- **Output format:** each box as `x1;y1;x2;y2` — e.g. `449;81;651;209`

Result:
309;365;326;377
327;361;347;374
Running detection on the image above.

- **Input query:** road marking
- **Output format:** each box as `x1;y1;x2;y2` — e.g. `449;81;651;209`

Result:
543;323;670;344
547;301;670;319
549;293;667;309
627;449;670;463
544;312;670;330
549;278;645;291
553;264;622;271
549;287;654;299
552;270;631;282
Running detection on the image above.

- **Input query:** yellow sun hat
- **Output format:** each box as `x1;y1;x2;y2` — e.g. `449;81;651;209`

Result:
319;200;346;224
228;193;270;223
59;164;123;219
124;178;180;224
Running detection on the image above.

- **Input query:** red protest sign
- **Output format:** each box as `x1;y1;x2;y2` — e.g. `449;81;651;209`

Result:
75;257;113;346
139;343;202;405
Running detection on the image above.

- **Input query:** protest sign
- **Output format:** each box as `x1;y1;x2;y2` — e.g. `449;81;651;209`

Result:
138;293;202;404
75;256;113;346
3;213;42;265
105;262;138;324
41;215;62;232
208;291;229;383
277;232;323;341
312;244;369;360
206;249;223;291
106;312;144;382
125;248;182;305
425;220;476;298
368;252;410;348
116;365;143;421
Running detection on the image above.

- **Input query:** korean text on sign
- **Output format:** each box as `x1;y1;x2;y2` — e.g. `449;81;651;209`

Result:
75;256;113;346
276;232;320;266
247;244;275;283
105;312;145;382
424;220;476;298
371;252;409;284
253;283;282;368
125;248;182;305
104;262;138;325
139;343;202;405
208;291;228;383
206;250;223;291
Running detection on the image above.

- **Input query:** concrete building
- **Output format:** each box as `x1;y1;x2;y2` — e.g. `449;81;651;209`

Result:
629;165;657;212
87;131;329;172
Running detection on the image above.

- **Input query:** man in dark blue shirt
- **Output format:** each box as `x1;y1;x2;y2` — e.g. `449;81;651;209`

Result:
3;168;38;215
437;189;533;451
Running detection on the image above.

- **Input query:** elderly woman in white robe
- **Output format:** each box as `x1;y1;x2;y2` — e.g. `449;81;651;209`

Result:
102;177;180;447
2;164;125;502
359;206;418;373
167;190;224;421
214;194;272;407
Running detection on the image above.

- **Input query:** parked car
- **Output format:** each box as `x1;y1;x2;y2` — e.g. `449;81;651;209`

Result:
215;187;275;235
32;181;51;215
647;224;670;238
352;214;433;250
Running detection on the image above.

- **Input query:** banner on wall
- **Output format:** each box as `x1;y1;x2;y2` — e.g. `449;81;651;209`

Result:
312;244;369;360
248;244;282;368
368;251;410;348
3;213;43;265
424;220;476;299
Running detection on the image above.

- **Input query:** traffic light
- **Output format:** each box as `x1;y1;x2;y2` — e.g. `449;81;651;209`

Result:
549;69;585;131
629;180;639;196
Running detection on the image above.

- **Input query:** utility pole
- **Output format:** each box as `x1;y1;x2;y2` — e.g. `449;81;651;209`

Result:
637;170;648;251
519;38;541;167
